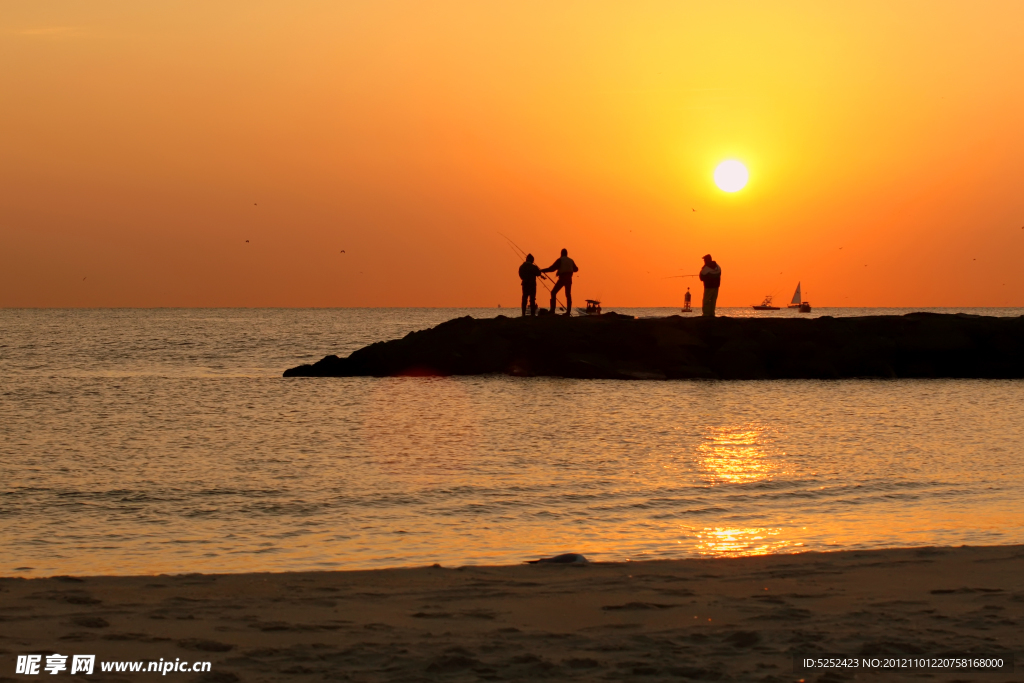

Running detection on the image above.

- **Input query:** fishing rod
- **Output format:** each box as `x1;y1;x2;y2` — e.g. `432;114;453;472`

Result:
497;232;567;312
501;235;567;313
662;274;699;279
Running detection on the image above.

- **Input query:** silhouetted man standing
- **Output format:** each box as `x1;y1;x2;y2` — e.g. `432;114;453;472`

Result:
542;248;578;316
518;254;542;316
698;254;721;317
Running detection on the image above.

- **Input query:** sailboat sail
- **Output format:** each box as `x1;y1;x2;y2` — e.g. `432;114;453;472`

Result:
791;282;802;305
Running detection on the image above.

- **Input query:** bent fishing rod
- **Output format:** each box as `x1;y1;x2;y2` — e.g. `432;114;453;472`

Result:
497;232;567;312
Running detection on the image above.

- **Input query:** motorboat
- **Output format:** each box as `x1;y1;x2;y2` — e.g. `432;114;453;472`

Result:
752;295;780;311
580;299;602;316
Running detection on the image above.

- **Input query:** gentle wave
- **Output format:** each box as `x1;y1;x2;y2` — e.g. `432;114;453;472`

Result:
1;308;1023;576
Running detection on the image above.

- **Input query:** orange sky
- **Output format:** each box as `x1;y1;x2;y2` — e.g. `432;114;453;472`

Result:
2;1;1023;308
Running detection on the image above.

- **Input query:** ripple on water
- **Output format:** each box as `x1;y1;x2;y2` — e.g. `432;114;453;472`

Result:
1;309;1023;576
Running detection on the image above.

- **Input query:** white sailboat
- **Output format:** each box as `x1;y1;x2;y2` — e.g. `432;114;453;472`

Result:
787;282;811;312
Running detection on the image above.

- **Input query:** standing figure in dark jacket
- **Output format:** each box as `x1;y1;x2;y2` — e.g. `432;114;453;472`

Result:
698;254;722;317
518;254;542;316
541;248;578;315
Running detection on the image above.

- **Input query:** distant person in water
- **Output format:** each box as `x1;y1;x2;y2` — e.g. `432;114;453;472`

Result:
684;287;692;310
542;248;578;315
518;254;542;316
698;254;721;317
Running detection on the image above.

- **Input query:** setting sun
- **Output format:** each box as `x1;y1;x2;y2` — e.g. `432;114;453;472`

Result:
713;160;749;193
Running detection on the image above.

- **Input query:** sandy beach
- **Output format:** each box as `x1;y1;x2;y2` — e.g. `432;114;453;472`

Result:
2;545;1021;682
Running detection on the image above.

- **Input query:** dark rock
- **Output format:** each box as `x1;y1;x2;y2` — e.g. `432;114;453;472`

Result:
525;553;589;564
283;313;1024;380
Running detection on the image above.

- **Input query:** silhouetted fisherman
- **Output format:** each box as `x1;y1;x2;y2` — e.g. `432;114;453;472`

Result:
698;254;722;317
518;254;542;316
541;248;578;316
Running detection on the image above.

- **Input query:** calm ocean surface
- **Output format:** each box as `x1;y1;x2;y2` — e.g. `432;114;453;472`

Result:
2;307;1023;577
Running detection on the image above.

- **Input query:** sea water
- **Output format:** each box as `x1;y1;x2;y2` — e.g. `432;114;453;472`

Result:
2;308;1023;577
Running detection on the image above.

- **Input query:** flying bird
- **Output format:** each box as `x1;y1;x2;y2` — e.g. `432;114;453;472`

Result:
245;240;249;243
692;208;696;212
82;277;86;281
340;250;345;253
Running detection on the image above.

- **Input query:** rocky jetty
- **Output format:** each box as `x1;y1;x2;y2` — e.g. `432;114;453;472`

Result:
283;312;1024;380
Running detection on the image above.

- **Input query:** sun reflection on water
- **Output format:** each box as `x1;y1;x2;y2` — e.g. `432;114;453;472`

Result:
695;424;783;485
687;526;800;557
684;424;799;556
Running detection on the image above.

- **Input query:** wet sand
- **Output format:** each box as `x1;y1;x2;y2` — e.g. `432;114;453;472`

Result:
1;545;1022;682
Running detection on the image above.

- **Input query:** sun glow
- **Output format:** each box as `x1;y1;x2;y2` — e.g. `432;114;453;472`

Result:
713;160;749;192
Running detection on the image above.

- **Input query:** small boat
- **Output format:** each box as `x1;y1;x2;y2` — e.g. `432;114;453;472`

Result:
752;295;780;311
581;299;602;316
787;283;811;313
